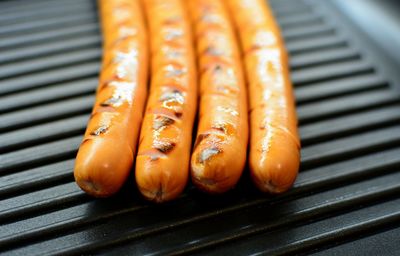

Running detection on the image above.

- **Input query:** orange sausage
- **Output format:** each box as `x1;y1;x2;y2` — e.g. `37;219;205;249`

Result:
74;0;148;197
227;0;300;193
135;0;197;202
188;0;248;193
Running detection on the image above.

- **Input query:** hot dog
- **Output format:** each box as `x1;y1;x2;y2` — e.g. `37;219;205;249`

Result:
74;0;148;197
135;0;197;202
189;0;248;193
227;0;300;193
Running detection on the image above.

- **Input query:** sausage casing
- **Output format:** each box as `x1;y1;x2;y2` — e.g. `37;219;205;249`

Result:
135;0;197;202
189;0;248;193
227;0;300;193
74;0;148;197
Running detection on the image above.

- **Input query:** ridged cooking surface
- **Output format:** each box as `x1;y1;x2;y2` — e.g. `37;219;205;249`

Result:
1;0;400;255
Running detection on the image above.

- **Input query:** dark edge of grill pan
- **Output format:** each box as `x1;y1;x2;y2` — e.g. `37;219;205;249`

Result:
1;0;400;255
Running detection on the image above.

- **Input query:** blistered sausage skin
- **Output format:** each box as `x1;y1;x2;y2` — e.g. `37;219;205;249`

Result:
74;0;148;197
135;0;197;202
188;0;248;193
227;0;300;193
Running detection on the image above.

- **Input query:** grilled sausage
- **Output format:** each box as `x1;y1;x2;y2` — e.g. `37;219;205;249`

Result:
135;0;197;202
189;0;248;193
227;0;300;193
74;0;148;197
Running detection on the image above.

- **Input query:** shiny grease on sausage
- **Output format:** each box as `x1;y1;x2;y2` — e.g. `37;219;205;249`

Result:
74;0;148;197
189;0;248;193
135;0;197;202
227;0;300;193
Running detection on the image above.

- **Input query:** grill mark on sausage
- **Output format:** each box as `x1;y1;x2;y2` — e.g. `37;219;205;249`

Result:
204;46;224;57
100;96;123;107
211;125;226;133
164;28;184;41
165;49;183;59
165;64;187;77
200;60;230;75
159;89;184;103
153;140;176;154
198;147;222;164
90;125;109;136
138;149;166;161
193;133;210;149
153;115;175;130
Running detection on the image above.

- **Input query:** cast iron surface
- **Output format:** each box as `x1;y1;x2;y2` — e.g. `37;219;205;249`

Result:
1;0;400;255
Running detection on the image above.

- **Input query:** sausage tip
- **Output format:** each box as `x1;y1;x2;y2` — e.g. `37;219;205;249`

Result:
140;185;167;203
136;182;178;203
250;149;299;194
191;154;236;194
74;138;134;197
191;171;220;194
136;156;188;203
252;178;290;194
75;179;110;198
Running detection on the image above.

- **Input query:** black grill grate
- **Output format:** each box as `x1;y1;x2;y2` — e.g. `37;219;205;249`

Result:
1;0;400;255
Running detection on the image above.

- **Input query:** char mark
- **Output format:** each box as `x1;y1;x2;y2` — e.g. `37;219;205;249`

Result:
90;125;109;136
153;115;175;130
154;140;176;154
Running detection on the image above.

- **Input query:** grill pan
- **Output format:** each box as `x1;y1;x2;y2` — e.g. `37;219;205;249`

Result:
1;0;400;255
